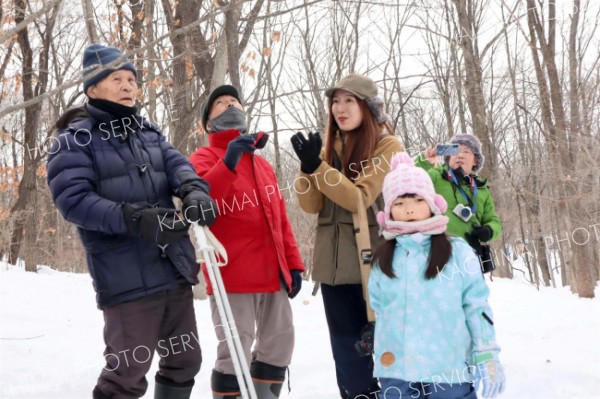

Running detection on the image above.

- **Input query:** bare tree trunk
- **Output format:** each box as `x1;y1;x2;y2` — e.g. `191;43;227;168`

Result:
420;5;454;139
9;0;59;271
81;0;98;42
145;0;157;121
160;0;204;152
501;8;551;286
527;0;594;297
210;33;229;92
495;234;511;278
224;0;243;91
451;0;489;174
113;0;125;43
452;47;467;134
567;0;594;296
300;2;326;129
515;190;534;285
127;0;145;83
0;40;16;93
263;1;282;181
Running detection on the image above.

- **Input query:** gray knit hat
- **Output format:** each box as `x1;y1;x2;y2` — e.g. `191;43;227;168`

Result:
325;73;390;124
445;133;485;173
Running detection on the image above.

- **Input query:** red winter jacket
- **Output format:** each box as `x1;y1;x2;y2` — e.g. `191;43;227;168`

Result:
189;129;305;294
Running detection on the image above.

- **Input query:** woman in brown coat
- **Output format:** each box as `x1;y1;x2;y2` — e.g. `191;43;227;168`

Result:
290;73;404;399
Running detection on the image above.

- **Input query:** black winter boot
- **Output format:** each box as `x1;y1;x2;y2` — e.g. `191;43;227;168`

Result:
211;369;242;399
154;374;194;399
341;379;381;399
250;361;287;399
92;386;111;399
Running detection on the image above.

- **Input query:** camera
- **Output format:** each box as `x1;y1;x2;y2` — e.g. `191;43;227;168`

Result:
354;322;375;357
250;131;268;149
436;143;460;156
453;204;473;223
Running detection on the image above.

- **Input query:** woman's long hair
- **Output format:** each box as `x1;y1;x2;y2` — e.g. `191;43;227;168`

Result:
324;98;393;180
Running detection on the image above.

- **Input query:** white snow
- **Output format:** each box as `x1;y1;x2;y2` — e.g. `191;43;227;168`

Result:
1;260;599;399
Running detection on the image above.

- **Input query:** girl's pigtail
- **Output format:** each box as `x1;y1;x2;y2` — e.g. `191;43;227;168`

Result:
373;239;397;278
425;233;452;279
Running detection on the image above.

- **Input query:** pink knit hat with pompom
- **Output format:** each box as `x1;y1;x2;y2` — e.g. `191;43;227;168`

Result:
380;152;448;219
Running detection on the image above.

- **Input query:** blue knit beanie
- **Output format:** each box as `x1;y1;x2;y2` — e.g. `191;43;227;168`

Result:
82;44;137;95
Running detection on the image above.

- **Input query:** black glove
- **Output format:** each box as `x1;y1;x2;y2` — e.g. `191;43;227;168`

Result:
180;183;217;226
471;225;492;242
224;135;256;171
248;132;269;149
464;231;482;253
290;131;322;174
355;322;375;357
288;270;303;299
122;203;189;245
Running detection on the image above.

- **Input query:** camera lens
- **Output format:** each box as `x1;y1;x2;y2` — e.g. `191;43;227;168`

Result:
460;208;471;218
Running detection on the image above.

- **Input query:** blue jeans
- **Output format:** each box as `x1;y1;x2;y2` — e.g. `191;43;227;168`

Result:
379;378;477;399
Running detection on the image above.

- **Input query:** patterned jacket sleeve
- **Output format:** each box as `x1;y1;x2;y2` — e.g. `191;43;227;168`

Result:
368;263;385;314
457;240;501;363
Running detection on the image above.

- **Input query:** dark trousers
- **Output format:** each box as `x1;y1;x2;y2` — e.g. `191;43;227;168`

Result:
380;378;476;399
321;283;379;399
96;286;201;399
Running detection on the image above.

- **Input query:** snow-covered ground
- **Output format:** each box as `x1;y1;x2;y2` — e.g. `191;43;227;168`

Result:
1;260;599;399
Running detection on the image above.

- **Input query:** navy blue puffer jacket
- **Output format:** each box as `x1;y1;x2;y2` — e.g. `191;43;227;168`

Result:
47;104;208;309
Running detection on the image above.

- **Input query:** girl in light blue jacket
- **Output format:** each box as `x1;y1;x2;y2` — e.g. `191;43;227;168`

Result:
368;153;506;399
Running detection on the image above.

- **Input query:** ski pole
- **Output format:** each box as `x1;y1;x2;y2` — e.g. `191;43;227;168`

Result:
192;224;257;399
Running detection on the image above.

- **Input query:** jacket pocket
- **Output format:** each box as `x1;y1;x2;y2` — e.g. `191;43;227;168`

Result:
85;237;144;298
165;236;198;283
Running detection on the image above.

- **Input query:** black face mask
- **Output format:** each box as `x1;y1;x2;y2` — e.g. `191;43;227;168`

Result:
88;98;138;119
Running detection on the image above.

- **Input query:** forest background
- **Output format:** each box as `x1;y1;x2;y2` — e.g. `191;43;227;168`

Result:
1;0;598;298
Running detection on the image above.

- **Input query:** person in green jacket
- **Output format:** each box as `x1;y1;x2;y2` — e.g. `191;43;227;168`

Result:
414;134;502;263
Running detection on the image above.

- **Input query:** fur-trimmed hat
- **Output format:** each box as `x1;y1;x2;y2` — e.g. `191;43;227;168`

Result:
325;73;390;124
82;44;137;95
446;133;485;173
201;85;243;132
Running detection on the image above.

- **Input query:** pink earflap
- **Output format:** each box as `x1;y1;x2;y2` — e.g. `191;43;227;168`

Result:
376;211;387;228
434;194;448;214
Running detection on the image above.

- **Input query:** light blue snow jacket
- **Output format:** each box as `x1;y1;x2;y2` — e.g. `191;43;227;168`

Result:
368;233;500;384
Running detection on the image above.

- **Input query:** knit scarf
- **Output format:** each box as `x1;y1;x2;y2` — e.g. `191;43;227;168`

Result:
378;214;450;240
88;98;138;119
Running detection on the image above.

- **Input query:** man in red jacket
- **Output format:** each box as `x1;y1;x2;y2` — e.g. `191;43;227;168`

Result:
189;85;305;399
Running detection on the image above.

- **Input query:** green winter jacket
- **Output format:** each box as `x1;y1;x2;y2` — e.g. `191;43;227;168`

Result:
414;154;502;241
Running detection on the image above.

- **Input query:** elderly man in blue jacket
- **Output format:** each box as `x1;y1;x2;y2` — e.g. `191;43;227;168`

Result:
47;44;215;399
